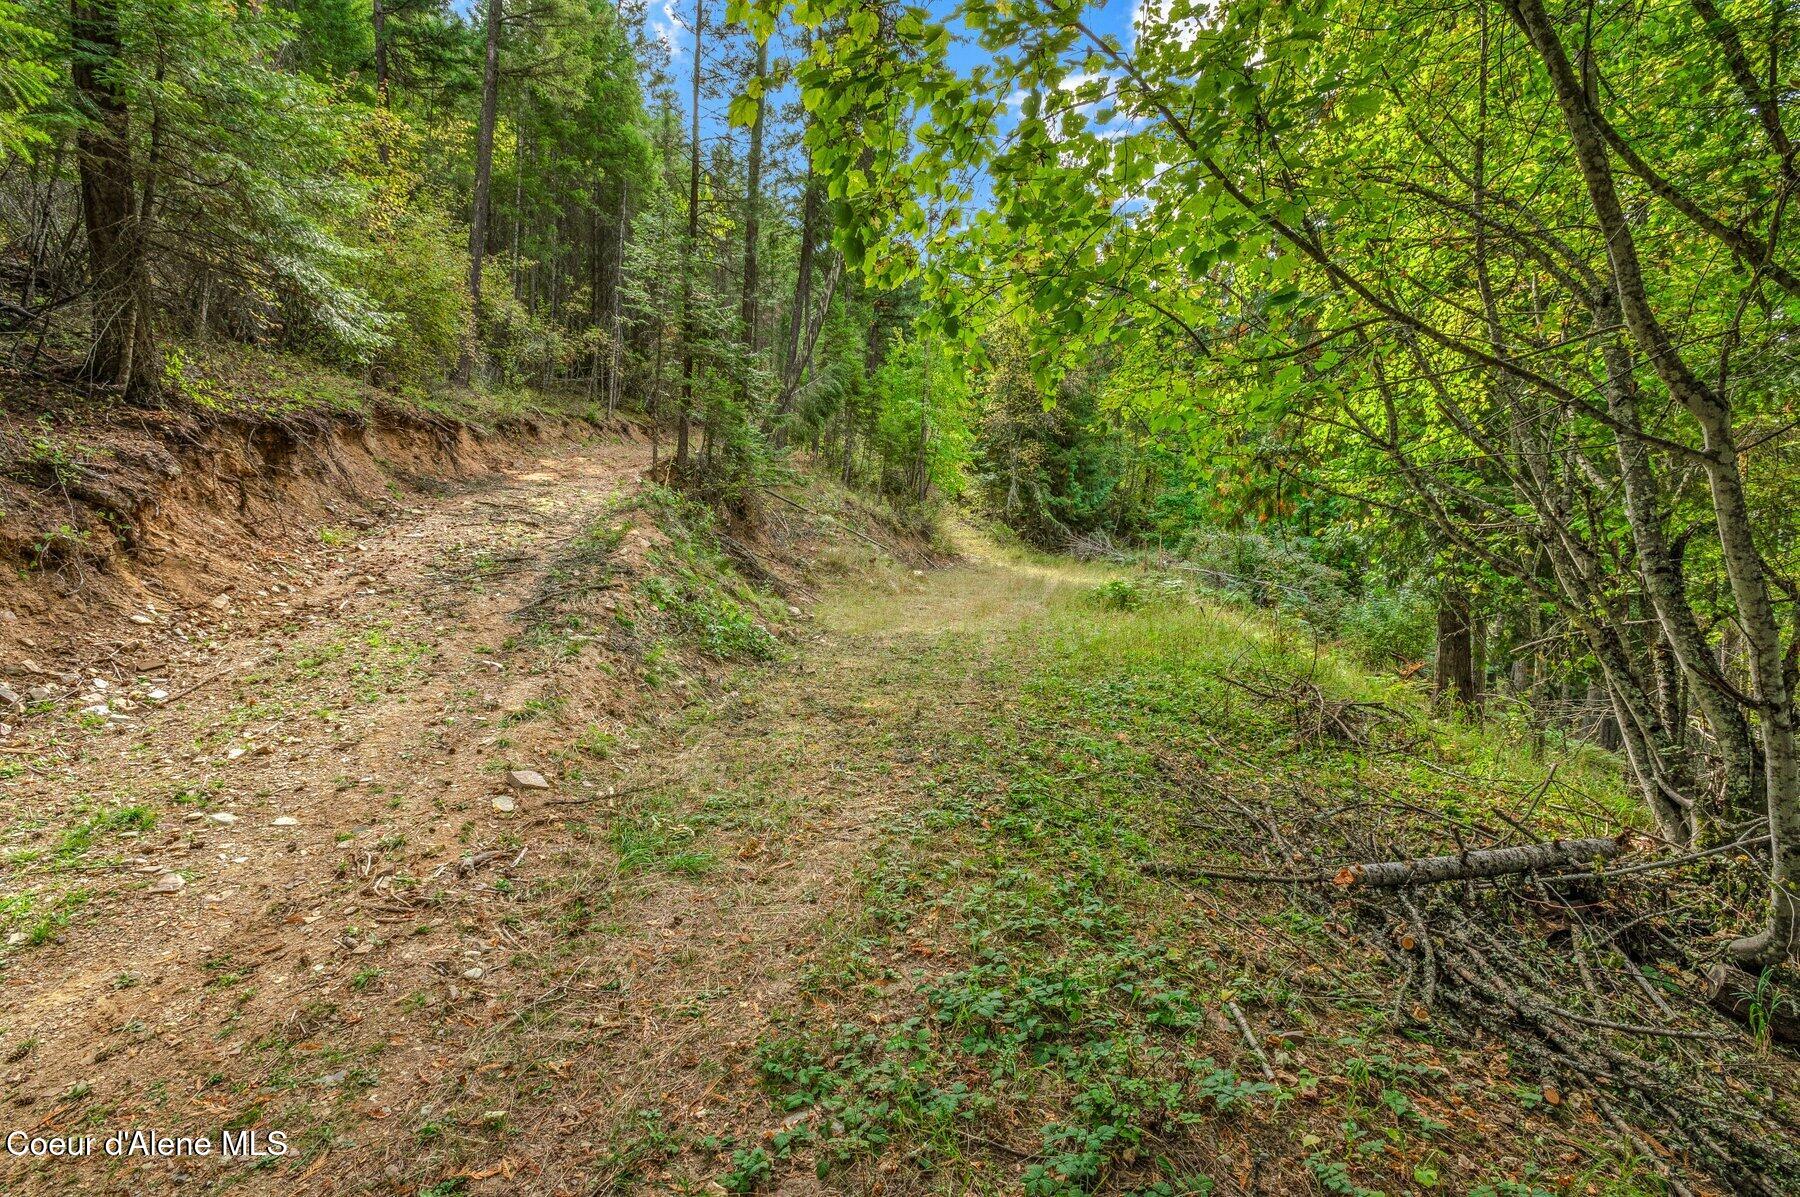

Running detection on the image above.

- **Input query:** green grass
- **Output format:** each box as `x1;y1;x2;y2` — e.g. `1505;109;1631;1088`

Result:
639;571;782;662
729;549;1648;1197
1;802;154;959
0;888;91;948
572;724;620;758
159;341;612;432
608;796;717;877
275;621;433;705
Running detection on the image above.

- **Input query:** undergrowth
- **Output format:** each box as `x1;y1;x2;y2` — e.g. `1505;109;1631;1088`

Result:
734;572;1676;1196
631;484;786;665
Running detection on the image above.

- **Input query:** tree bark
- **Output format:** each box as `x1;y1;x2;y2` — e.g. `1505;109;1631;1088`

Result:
773;154;820;445
70;0;156;402
457;0;504;385
1381;328;1696;845
677;0;703;466
775;252;842;421
591;179;627;416
739;37;767;358
609;182;626;417
1688;0;1793;161
1334;837;1625;889
1599;315;1761;839
1704;963;1800;1044
1435;590;1478;708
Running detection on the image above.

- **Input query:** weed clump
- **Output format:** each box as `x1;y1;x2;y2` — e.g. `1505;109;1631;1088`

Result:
1089;576;1182;612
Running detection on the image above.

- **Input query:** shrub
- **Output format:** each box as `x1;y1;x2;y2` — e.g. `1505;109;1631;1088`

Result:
356;204;471;386
1176;529;1351;626
1337;583;1435;667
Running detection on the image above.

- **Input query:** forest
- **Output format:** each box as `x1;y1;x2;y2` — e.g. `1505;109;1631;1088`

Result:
2;0;1799;1194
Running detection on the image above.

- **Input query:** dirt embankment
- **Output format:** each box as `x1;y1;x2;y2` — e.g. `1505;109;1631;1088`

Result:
0;386;634;673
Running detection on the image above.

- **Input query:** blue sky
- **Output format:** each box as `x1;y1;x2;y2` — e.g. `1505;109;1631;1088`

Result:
649;1;1144;81
638;0;1148;185
450;0;1152;189
647;1;1146;108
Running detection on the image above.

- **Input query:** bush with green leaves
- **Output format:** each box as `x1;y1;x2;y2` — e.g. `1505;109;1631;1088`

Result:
1336;583;1435;668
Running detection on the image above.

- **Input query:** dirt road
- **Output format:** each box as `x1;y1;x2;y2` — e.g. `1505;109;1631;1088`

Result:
0;433;1090;1195
8;434;1778;1197
3;435;670;1193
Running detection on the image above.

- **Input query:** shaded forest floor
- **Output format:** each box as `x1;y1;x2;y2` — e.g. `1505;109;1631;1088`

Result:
1;439;1795;1196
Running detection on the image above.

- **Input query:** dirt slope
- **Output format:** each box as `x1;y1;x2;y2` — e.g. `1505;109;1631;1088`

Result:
0;370;617;662
1;436;662;1192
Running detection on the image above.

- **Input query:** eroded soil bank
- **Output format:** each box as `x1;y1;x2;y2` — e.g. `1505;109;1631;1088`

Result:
1;377;633;664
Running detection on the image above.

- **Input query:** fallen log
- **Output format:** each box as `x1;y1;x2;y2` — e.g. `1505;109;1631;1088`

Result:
1333;837;1625;889
1146;837;1628;888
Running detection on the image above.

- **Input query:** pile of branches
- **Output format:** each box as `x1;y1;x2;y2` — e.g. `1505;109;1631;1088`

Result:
1155;737;1800;1195
1218;666;1409;749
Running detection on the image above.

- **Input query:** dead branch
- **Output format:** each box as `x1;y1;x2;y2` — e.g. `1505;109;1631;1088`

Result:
1219;671;1402;746
758;486;894;555
1550;1008;1735;1042
1225;1001;1275;1081
1539;834;1771;884
1334;837;1624;888
456;849;507;877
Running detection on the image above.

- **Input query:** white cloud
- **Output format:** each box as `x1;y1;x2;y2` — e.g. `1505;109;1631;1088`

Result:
1058;71;1109;94
1003;71;1121;119
651;0;687;65
1131;0;1209;51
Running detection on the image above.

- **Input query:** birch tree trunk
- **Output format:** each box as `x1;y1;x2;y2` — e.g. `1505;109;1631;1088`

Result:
1508;0;1799;961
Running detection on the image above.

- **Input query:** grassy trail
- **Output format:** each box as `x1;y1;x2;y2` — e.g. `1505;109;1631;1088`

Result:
560;538;1685;1197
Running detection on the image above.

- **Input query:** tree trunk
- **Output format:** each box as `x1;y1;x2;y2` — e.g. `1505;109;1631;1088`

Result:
372;0;390;164
457;0;504;385
677;0;703;466
70;0;156;403
775;252;842;421
1335;837;1624;889
511;120;525;301
773;155;820;444
740;38;767;358
1508;0;1800;963
1435;590;1477;708
1599;316;1760;839
588;184;603;403
605;182;626;417
1585;681;1622;750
